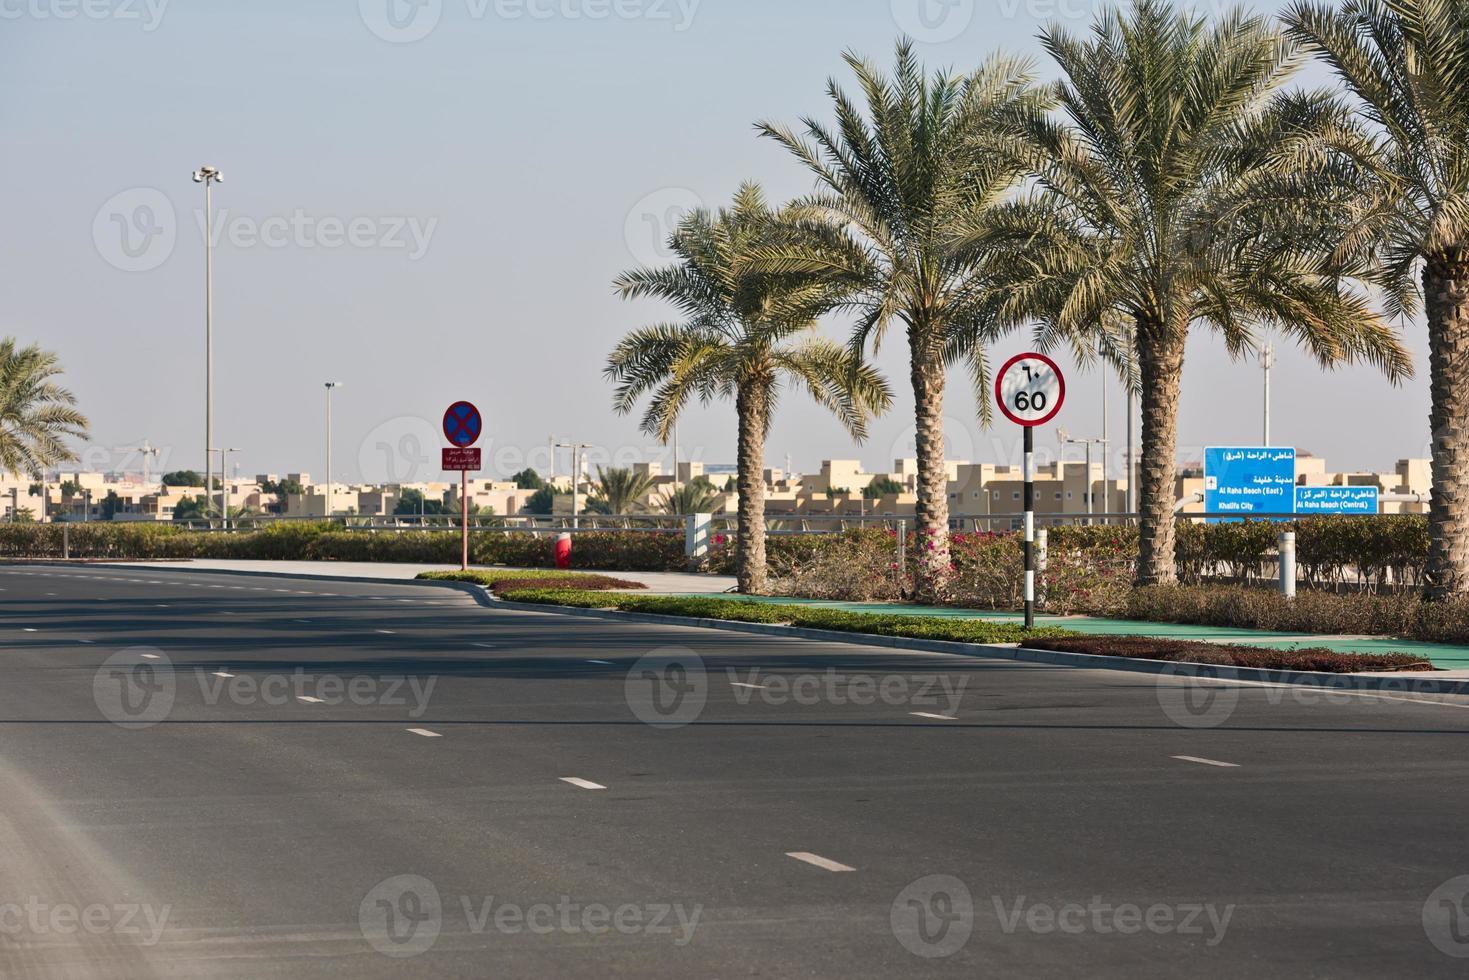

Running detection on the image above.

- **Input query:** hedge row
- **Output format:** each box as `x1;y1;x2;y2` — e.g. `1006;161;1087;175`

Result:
419;569;647;594
1126;585;1469;646
0;523;689;571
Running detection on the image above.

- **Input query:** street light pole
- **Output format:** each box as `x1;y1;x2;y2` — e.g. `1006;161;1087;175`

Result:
1261;344;1275;446
554;442;592;529
324;383;341;519
193;166;223;524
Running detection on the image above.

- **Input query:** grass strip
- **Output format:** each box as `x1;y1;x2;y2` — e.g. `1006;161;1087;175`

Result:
418;570;646;595
497;589;1074;644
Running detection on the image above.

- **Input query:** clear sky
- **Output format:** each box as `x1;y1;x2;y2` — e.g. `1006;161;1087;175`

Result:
2;0;1430;486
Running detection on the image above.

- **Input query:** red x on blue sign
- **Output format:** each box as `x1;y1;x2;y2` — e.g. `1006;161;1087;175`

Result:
442;401;483;448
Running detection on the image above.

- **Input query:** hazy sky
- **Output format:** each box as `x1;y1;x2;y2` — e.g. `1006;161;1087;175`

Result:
2;0;1431;486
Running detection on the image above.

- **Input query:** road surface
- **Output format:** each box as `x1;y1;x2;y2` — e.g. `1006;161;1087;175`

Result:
1;563;1467;978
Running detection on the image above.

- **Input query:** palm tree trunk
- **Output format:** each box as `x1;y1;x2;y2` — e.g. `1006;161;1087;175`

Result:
910;342;951;602
1136;324;1187;585
735;383;769;595
1424;252;1469;600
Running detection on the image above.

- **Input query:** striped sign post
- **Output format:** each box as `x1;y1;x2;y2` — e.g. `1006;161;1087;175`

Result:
996;354;1066;629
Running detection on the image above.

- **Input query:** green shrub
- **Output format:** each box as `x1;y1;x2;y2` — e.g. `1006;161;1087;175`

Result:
1124;584;1469;644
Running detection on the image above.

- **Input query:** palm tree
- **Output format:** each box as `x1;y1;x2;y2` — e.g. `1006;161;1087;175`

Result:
656;481;722;516
0;339;88;478
607;183;891;594
1284;0;1469;598
976;0;1412;584
590;466;657;515
758;42;1051;602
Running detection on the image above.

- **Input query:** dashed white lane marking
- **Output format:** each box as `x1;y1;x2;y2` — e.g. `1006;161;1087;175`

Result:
1172;755;1240;768
911;712;958;721
786;852;856;873
294;620;312;624
586;660;613;665
77;639;93;644
375;629;396;635
140;654;161;660
213;672;235;678
407;728;442;738
154;604;170;608
297;696;325;704
472;643;496;649
560;777;607;790
44;592;56;596
21;628;37;633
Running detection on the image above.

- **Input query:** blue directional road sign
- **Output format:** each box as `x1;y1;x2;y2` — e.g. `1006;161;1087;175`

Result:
1204;447;1297;521
1296;485;1380;514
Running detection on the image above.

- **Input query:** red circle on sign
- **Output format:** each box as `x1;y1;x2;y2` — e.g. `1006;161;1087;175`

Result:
443;401;483;448
995;352;1066;428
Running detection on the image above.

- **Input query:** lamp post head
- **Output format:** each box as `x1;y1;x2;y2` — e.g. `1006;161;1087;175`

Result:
192;166;222;184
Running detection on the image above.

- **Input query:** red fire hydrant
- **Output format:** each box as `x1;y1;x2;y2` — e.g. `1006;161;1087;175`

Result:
555;532;572;570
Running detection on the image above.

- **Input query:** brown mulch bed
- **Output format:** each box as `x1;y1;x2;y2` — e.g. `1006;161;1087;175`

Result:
1020;636;1435;673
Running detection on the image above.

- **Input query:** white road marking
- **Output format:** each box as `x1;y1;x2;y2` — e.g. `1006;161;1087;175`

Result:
213;672;235;678
786;852;856;873
77;639;93;644
586;659;614;665
297;696;325;704
472;643;496;649
911;712;958;721
560;777;607;790
376;629;396;635
154;604;170;608
21;628;37;633
1172;755;1240;768
140;653;161;660
407;728;442;738
730;682;766;690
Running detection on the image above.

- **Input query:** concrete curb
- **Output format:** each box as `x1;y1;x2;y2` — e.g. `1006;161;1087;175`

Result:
490;598;1469;697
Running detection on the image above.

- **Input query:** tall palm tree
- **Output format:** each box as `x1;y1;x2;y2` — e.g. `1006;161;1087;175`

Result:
0;339;88;478
758;42;1051;602
590;466;657;515
976;0;1412;584
607;183;891;594
1284;0;1469;598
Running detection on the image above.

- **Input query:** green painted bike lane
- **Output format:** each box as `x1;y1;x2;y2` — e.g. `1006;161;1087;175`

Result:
676;594;1469;669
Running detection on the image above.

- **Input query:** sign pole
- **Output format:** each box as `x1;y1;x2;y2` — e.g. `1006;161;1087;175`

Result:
995;351;1065;632
1024;425;1035;629
460;468;469;571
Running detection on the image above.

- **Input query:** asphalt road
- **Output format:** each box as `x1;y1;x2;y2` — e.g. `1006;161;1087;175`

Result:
2;563;1469;978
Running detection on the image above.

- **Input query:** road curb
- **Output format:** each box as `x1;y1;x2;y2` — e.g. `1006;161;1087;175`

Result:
490;598;1469;697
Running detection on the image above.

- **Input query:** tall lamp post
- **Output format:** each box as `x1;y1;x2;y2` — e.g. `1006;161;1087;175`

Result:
210;447;243;526
1059;428;1107;525
324;382;341;518
554;441;592;529
193;165;224;524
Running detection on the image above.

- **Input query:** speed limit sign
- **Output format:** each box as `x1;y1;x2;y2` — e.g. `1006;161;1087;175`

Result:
996;352;1066;427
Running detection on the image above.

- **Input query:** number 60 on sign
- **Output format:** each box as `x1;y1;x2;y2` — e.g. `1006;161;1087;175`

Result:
996;352;1066;427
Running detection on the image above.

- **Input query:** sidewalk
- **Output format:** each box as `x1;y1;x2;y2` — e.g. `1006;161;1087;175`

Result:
100;559;738;595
